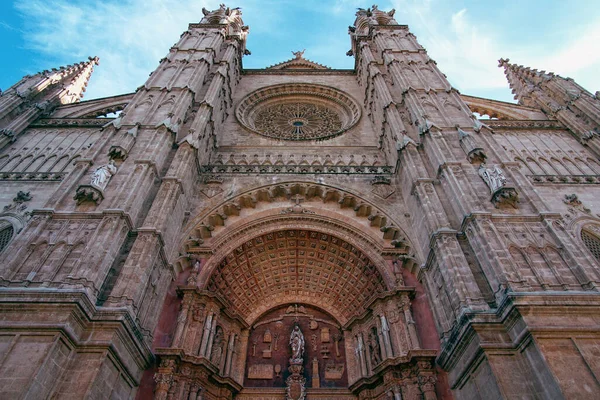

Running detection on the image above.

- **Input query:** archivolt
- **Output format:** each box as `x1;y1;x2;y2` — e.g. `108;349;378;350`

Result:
181;181;411;254
196;217;395;326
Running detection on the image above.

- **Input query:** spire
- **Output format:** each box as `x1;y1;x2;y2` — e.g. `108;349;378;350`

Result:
498;58;539;106
37;56;100;104
499;58;600;143
2;56;99;106
0;57;99;149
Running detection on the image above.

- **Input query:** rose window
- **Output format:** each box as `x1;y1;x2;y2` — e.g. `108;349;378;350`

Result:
236;83;361;141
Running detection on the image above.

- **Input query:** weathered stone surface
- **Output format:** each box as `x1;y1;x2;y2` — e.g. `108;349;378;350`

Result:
1;3;600;400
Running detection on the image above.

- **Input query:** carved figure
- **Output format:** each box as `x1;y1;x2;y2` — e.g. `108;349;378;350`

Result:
478;163;507;193
91;160;117;190
292;49;305;59
211;328;224;365
368;331;382;366
264;328;272;343
290;325;305;363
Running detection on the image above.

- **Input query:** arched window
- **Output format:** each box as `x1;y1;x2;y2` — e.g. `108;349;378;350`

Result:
582;228;600;261
0;223;14;253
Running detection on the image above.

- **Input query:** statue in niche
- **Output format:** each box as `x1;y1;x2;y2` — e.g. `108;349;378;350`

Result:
91;160;117;190
263;328;272;343
290;325;305;363
478;163;507;193
211;328;224;366
368;330;382;366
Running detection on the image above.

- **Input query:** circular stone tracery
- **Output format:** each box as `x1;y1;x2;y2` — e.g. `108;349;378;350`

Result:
236;84;361;141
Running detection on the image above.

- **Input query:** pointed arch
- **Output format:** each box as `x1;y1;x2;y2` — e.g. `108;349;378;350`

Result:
574;157;596;175
515;157;534;174
54;242;85;283
38;155;57;172
52;155;71;172
35;242;69;282
26;155;46;172
13;241;48;281
562;157;583;174
525;157;545;174
549;157;569;175
581;228;600;262
538;158;555;174
1;155;22;172
586;158;600;174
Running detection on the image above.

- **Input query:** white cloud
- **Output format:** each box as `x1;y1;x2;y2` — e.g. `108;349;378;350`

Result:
16;0;221;99
389;0;600;101
13;0;600;102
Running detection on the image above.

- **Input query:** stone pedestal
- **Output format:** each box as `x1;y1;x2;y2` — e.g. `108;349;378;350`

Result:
286;362;306;400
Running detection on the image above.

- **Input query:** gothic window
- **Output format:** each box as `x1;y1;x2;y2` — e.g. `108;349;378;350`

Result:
0;223;14;253
582;229;600;261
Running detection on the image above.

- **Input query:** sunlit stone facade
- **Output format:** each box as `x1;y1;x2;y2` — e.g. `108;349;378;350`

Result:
1;4;600;399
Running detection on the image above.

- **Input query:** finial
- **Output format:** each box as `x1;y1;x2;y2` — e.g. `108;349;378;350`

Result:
292;49;305;59
498;58;510;67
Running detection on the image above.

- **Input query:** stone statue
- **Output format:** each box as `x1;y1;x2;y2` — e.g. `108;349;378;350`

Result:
478;163;507;193
91;160;117;190
289;325;305;363
211;328;224;365
292;49;305;59
368;331;381;366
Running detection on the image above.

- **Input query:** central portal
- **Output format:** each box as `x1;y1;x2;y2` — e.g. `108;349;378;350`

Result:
244;304;348;390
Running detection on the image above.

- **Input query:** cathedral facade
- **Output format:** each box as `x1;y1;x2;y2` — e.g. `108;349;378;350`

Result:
1;4;600;399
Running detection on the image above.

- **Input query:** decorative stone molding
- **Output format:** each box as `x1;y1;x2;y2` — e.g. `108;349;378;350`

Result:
528;174;600;185
30;118;110;128
202;164;393;175
491;187;519;209
457;126;486;164
0;172;66;182
236;84;361;141
483;119;564;130
109;123;139;160
74;184;104;205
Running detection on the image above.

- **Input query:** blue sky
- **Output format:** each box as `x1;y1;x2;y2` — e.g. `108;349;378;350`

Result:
1;0;599;103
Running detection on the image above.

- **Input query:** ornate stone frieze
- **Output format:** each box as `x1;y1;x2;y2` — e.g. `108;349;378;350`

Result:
528;174;600;185
202;164;393;175
0;171;66;182
484;119;564;130
30;118;111;128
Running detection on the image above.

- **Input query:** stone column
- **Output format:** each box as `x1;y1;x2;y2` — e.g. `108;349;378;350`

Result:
154;373;173;400
232;329;249;383
204;311;219;360
172;293;193;348
380;314;394;357
357;334;368;376
400;294;420;350
224;332;236;376
188;383;201;400
199;311;214;357
419;375;437;400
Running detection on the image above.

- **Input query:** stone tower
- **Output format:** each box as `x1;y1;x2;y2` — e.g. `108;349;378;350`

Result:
1;4;600;400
